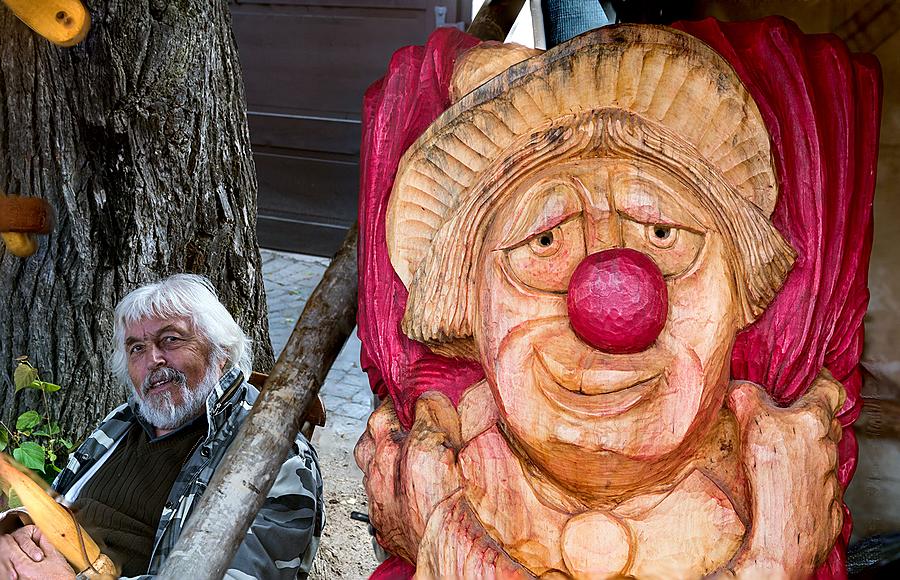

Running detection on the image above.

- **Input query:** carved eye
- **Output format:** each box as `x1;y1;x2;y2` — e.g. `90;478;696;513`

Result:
622;220;704;278
648;225;677;249
529;230;560;257
506;216;586;293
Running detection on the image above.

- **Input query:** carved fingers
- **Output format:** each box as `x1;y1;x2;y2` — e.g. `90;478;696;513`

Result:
356;399;415;560
416;491;534;580
355;393;464;564
401;393;464;542
725;374;845;577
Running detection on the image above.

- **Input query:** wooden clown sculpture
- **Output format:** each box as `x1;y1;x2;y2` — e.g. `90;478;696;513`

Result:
356;19;880;580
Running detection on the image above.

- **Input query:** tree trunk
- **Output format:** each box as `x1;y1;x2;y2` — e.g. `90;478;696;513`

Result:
0;0;274;440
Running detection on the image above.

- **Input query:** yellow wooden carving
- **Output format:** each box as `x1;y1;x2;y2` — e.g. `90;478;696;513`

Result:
1;0;90;47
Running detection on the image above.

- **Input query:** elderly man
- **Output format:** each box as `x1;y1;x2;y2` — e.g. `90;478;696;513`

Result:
0;274;324;579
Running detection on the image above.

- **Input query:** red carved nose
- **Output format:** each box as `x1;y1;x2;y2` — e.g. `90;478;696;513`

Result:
566;248;668;354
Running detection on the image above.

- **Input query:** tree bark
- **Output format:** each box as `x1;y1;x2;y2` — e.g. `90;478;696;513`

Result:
0;0;274;439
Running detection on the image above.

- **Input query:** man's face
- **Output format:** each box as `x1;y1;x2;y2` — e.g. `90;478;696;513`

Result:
125;316;222;429
476;157;742;496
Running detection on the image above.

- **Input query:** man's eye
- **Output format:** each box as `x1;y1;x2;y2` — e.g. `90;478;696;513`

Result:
129;345;144;355
162;336;181;345
622;220;704;277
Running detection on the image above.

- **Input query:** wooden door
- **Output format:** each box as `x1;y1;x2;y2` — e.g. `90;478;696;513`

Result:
230;0;459;256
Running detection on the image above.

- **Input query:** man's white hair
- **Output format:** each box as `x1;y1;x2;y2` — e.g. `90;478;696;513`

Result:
109;274;253;386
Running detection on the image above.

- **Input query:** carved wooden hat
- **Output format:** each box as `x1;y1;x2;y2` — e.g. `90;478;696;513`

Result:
386;24;777;289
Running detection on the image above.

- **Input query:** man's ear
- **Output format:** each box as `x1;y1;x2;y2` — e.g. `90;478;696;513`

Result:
218;357;227;373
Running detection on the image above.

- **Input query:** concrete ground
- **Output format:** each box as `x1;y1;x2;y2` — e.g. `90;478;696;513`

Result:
261;249;372;436
261;248;379;579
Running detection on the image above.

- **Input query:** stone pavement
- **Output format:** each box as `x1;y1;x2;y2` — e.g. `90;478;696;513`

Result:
260;248;373;436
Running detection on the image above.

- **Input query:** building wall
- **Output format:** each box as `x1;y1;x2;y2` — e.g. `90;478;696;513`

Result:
230;0;461;256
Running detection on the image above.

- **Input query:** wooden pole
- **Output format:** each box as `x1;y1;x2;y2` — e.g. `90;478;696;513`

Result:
468;0;526;41
157;224;359;580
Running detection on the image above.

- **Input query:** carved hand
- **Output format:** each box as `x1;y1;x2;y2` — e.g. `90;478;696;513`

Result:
725;372;845;579
354;392;463;564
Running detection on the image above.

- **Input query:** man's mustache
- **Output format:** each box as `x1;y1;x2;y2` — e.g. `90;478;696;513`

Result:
141;366;187;395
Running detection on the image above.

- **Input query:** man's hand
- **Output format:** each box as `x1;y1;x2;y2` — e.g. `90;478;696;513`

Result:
0;524;75;580
6;526;74;580
355;392;463;563
726;371;845;579
0;525;44;579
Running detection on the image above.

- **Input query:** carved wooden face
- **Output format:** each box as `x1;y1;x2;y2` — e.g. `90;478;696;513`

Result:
476;156;743;492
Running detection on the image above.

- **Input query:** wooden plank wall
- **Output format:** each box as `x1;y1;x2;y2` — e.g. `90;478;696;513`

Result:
230;0;458;256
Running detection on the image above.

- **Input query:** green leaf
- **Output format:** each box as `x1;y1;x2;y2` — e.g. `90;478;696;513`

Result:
13;364;38;393
60;438;75;451
47;449;57;463
0;428;7;453
33;423;60;438
15;411;41;431
38;381;61;393
13;442;46;473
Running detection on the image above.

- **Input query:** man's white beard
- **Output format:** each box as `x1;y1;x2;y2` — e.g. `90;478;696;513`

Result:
132;365;220;430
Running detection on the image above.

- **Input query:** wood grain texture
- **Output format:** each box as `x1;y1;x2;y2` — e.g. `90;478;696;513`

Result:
356;19;881;580
0;455;118;576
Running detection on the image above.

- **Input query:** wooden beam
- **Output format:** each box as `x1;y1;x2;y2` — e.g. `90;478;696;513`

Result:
158;9;519;577
833;0;900;53
157;224;359;580
468;0;527;42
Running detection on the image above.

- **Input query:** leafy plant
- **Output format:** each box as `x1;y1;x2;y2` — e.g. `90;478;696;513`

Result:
1;357;76;484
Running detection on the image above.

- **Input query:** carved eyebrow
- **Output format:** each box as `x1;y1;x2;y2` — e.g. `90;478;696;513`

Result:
499;211;582;251
499;181;583;249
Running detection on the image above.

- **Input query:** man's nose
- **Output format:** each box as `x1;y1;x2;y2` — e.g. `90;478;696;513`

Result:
566;248;668;353
146;343;166;368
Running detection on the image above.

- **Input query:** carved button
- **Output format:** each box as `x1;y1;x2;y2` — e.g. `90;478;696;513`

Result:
200;447;210;458
560;511;632;578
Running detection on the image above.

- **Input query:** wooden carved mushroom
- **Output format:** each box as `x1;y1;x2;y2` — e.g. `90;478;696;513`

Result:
0;195;53;258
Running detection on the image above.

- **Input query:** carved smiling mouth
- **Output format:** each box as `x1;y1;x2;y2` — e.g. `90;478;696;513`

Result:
532;348;663;417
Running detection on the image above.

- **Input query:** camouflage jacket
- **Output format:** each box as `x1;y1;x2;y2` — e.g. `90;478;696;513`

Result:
53;367;324;579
